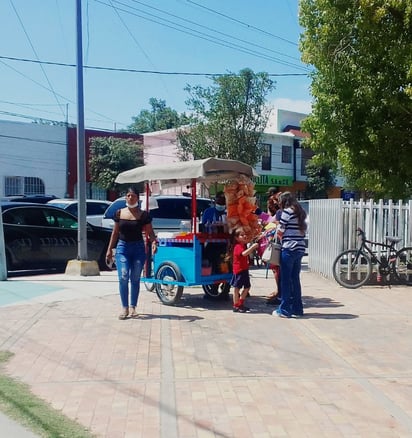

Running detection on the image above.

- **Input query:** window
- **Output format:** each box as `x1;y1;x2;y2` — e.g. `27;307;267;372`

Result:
4;176;45;196
260;143;271;170
301;148;314;176
281;145;292;163
25;177;45;195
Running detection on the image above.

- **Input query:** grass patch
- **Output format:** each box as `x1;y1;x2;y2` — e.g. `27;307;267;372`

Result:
0;351;95;437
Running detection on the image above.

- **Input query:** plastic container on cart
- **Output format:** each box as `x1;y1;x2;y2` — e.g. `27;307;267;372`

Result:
179;220;191;234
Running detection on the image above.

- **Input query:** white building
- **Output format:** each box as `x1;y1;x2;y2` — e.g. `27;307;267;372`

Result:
0;121;67;197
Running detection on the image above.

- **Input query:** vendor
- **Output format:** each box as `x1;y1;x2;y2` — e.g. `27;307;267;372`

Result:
202;191;226;224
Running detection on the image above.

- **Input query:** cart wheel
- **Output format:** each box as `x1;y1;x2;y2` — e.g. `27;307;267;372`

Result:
155;262;184;305
202;282;231;300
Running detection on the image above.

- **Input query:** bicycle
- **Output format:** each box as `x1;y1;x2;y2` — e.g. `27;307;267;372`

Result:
332;227;412;288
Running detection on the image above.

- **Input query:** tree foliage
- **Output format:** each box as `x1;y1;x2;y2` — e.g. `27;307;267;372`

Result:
299;0;412;199
305;159;336;199
128;98;192;133
176;68;275;166
89;136;143;191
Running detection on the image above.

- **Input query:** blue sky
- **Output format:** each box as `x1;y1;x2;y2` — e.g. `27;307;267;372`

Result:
1;0;312;131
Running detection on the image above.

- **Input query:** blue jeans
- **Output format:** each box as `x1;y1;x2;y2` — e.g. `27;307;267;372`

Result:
278;249;304;317
115;240;146;308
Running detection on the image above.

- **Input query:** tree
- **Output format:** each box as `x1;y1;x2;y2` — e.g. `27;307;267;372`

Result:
128;98;192;133
299;0;412;199
89;136;143;191
305;159;336;199
176;68;275;166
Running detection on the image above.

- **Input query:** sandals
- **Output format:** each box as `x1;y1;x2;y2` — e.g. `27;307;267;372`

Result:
118;308;129;320
129;307;138;318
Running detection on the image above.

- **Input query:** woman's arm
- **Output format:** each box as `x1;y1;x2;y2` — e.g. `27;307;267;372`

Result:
144;222;158;254
106;222;120;261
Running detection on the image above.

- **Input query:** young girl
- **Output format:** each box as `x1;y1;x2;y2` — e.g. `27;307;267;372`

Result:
229;227;259;313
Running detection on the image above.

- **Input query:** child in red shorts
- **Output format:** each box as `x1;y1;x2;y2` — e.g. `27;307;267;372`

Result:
230;227;259;313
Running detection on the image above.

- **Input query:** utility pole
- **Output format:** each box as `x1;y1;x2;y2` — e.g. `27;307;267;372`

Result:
76;0;87;261
66;0;99;275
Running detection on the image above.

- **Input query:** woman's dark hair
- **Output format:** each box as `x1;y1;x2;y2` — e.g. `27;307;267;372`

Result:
126;186;139;197
279;192;307;234
225;227;244;262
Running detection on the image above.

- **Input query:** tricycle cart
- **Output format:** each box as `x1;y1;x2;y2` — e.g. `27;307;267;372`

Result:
115;158;258;305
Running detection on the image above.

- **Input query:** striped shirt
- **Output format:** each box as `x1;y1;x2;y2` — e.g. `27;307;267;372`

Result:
278;207;306;253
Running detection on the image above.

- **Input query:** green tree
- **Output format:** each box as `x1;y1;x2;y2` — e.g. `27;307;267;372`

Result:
89;136;143;191
299;0;412;199
128;98;192;133
305;159;336;199
176;68;275;166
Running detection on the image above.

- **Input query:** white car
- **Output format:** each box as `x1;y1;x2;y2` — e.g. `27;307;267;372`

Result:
101;195;212;233
47;199;111;227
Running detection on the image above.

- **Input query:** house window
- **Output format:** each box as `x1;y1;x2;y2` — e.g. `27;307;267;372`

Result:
301;148;314;176
24;177;45;195
260;143;271;170
4;176;45;196
282;145;292;163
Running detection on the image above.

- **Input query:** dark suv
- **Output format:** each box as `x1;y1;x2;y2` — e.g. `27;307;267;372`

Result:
101;194;212;232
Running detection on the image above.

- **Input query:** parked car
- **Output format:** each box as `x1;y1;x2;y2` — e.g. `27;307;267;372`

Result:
47;199;111;227
1;194;58;204
1;202;112;273
101;194;212;232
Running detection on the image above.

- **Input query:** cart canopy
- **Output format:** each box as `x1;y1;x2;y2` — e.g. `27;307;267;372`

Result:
115;157;258;186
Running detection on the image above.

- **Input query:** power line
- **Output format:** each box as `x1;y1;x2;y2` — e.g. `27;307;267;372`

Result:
0;59;129;125
0;55;309;77
185;0;298;47
94;0;308;71
9;0;66;119
117;0;302;63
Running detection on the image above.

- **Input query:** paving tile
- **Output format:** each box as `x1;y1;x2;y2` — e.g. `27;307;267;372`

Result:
0;268;412;437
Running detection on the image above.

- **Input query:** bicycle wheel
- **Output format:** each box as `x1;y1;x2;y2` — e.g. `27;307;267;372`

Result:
332;249;372;288
202;282;231;300
394;247;412;286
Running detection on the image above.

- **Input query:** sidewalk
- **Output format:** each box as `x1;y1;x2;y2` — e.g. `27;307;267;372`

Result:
0;265;412;437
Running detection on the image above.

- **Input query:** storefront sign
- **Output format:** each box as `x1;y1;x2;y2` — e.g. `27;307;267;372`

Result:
253;174;293;188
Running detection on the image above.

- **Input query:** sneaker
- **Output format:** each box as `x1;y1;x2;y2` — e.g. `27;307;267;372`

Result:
272;309;290;318
291;313;304;318
234;305;251;313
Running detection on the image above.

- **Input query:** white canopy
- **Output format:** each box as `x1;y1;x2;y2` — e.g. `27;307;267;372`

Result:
115;158;258;186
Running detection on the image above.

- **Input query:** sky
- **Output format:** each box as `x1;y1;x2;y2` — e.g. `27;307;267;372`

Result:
0;0;313;132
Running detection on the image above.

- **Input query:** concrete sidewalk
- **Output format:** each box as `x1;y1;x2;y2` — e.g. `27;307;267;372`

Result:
0;266;412;437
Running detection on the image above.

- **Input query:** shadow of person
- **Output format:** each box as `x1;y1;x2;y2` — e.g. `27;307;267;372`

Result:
299;312;358;319
137;314;203;322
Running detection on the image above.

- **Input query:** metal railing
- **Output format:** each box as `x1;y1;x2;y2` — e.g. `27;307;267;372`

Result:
308;198;412;279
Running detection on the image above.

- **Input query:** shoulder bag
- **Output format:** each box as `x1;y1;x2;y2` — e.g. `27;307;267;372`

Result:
261;238;281;266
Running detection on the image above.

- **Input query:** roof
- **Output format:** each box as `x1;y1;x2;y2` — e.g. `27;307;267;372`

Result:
282;125;310;138
115;158;258;186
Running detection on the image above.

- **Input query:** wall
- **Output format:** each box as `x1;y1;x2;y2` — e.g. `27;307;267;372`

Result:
0;121;67;197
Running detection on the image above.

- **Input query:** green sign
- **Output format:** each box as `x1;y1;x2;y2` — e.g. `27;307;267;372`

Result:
253;174;293;188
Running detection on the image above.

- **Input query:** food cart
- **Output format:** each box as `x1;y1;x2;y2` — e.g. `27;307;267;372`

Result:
115;158;258;305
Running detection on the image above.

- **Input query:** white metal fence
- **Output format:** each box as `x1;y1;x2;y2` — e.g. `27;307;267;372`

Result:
308;198;412;279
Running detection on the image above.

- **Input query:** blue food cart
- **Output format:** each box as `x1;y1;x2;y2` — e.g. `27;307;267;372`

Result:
115;158;258;305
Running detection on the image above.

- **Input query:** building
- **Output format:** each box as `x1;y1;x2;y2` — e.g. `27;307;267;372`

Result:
142;109;342;199
0;109;343;201
0;120;143;200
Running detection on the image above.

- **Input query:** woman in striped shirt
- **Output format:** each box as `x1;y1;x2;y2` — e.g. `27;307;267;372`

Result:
273;192;307;318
